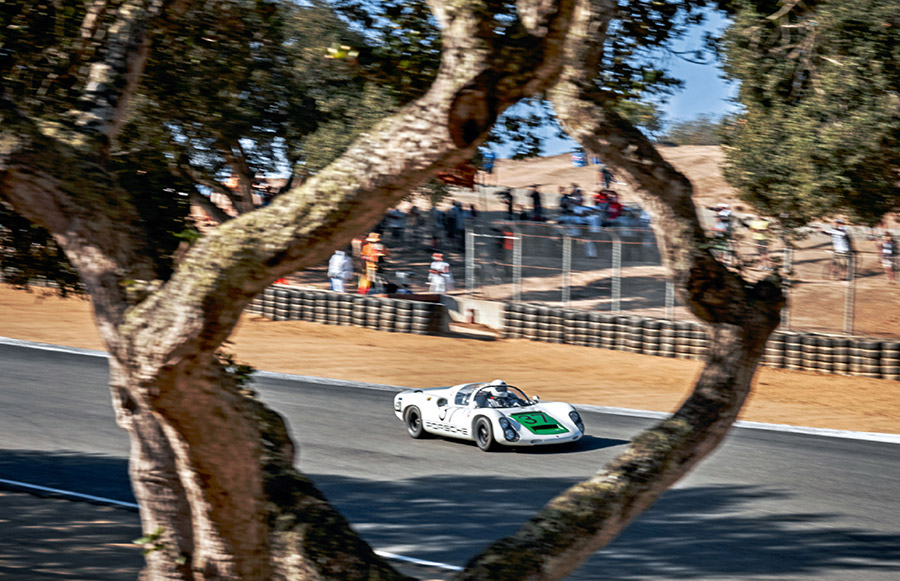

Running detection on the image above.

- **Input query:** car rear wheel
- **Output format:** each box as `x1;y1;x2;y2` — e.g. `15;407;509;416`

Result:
405;406;426;439
474;417;497;451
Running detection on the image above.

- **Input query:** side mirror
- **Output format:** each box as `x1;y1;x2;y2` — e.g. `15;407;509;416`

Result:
533;395;540;402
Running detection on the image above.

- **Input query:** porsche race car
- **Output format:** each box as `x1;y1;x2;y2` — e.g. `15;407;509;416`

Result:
393;379;585;451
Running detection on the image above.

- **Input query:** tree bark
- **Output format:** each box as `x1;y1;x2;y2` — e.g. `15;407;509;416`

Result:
1;1;788;579
454;2;786;579
111;361;195;580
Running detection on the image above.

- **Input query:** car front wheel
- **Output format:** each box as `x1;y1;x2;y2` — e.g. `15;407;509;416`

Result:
405;406;426;439
474;417;498;451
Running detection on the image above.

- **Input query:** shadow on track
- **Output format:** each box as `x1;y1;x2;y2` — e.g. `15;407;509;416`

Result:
3;450;900;581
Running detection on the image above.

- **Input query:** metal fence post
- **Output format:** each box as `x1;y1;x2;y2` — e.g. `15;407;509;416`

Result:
780;283;791;331
611;235;622;314
665;281;674;320
844;253;856;335
513;233;522;302
562;235;572;306
782;242;794;276
465;228;474;295
780;245;792;331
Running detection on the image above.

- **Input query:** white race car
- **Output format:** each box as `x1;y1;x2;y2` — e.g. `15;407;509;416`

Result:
393;379;585;451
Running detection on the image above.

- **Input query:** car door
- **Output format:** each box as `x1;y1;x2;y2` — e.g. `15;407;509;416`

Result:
435;397;473;438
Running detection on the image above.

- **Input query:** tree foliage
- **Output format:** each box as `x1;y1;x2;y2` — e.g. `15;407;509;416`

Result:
720;0;900;225
0;0;416;285
1;2;786;580
0;204;81;294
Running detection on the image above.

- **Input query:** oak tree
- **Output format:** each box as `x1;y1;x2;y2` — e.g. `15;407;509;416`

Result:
720;0;900;225
1;1;783;579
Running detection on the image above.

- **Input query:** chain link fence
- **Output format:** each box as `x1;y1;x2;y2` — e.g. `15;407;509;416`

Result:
464;219;899;338
465;221;678;318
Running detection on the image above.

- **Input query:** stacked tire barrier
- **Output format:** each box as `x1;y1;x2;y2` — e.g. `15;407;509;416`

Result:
502;302;899;381
247;286;445;335
248;289;897;380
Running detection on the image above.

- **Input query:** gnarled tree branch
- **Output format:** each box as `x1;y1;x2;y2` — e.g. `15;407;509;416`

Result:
456;2;785;579
73;0;191;143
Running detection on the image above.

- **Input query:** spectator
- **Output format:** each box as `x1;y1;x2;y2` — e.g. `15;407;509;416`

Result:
498;189;515;220
599;165;616;189
747;215;773;270
604;192;623;227
408;205;423;244
358;232;389;294
819;219;855;280
429;205;443;250
447;200;465;249
558;186;572;216
480;150;497;185
443;204;456;246
327;248;354;292
428;252;453;293
709;202;734;238
493;227;515;275
385;208;406;244
706;203;736;266
594;188;611;216
529;185;543;221
823;219;854;256
350;235;365;272
637;206;653;246
569;183;584;206
453;201;466;250
876;232;897;283
587;205;603;233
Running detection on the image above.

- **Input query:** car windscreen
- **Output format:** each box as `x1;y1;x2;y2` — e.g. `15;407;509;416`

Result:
505;386;532;406
455;384;480;405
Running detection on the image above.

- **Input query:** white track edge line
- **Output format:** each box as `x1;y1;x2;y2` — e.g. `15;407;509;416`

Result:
373;551;463;572
0;477;139;509
3;336;898;445
574;404;900;444
0;336;108;358
0;477;463;572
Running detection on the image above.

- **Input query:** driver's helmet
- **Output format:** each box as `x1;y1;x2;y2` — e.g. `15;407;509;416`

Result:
488;385;510;405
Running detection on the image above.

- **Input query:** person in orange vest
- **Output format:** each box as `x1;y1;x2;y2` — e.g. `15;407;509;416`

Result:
358;232;389;294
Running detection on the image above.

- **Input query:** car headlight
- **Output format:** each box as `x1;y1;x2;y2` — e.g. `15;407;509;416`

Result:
394;397;402;412
497;418;518;441
569;411;584;432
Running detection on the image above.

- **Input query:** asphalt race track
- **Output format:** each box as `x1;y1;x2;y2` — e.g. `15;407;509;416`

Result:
1;341;899;580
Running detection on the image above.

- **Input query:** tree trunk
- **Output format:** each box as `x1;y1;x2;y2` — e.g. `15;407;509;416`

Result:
1;1;792;579
111;362;195;580
109;345;418;580
452;2;786;578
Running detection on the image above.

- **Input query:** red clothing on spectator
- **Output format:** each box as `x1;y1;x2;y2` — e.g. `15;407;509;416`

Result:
607;200;623;219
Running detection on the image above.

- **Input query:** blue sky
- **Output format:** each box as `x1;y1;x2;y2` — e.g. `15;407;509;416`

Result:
663;10;739;121
503;10;739;158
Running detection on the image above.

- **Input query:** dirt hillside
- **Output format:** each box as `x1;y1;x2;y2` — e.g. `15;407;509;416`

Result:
492;146;737;208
